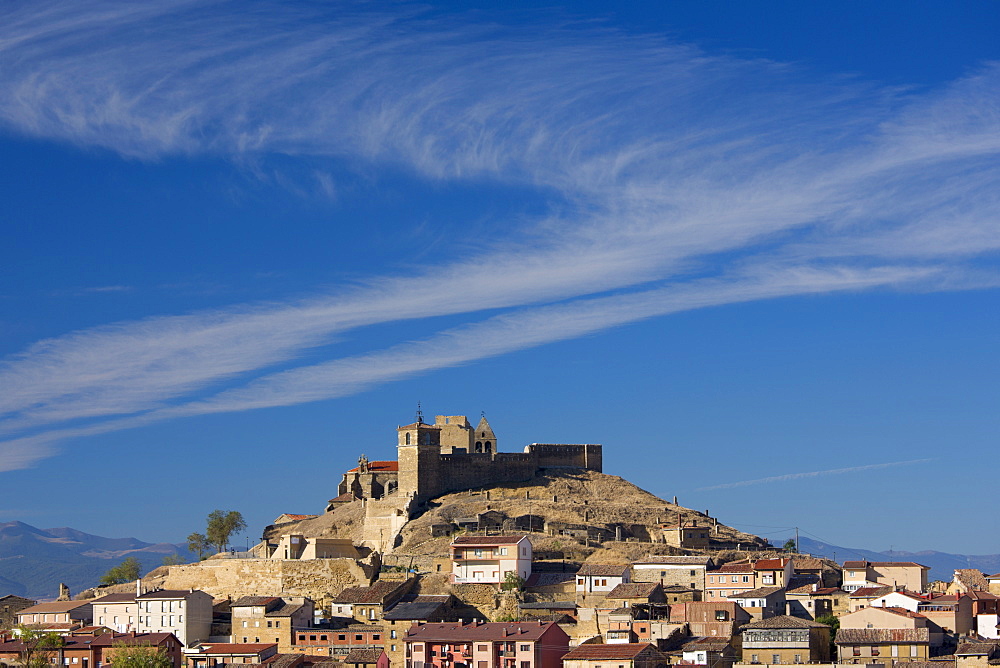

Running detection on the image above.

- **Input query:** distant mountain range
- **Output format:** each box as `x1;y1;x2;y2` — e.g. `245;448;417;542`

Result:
795;537;1000;583
0;521;193;600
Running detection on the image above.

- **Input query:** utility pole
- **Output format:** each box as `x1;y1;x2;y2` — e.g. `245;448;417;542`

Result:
795;527;799;553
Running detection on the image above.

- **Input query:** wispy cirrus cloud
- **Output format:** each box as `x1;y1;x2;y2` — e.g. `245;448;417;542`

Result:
695;458;936;491
0;1;998;471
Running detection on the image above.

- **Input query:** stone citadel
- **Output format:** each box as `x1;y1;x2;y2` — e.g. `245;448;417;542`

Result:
335;411;602;507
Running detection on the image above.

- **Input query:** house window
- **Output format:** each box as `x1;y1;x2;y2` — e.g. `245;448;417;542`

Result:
751;655;758;664
391;631;397;639
356;635;363;641
267;621;272;628
743;576;750;582
520;663;529;668
732;576;740;583
299;635;306;641
794;656;802;664
853;648;861;656
871;647;880;656
715;611;729;621
578;580;585;586
310;635;317;641
520;646;530;652
772;656;780;664
911;646;919;657
497;548;508;556
477;646;487;652
320;635;328;641
338;635;346;640
374;635;381;641
690;570;696;576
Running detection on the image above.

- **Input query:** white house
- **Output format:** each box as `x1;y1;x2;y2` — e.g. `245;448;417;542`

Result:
136;589;214;647
576;564;630;593
91;593;137;632
450;535;532;585
869;590;925;612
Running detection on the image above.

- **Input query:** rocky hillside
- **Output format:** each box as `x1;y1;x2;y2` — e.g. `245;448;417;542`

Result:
265;469;766;565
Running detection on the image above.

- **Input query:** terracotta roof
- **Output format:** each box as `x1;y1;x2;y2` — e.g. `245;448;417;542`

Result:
563;643;656;660
711;562;754;573
383;599;448;621
344;649;383;664
195;643;278;655
329;493;359;503
850;586;893;598
18;601;92;616
681;638;732;652
837;628;930;644
954;569;989;591
90;632;177;647
233;596;281;607
728;586;784;599
332;580;409;605
577;563;630;577
403;621;560;642
741;615;829;629
346;461;399;473
754;558;790;570
524;573;575;587
607;582;661;599
955;643;1000;657
451;535;527;545
864;606;926;619
987;573;1000;580
90;593;136;604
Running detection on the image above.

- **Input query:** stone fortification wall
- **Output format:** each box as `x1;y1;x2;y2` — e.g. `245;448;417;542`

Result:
436;453;537;495
159;558;374;610
529;444;602;472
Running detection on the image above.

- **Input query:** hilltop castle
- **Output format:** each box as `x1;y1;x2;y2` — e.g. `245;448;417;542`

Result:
335;412;602;508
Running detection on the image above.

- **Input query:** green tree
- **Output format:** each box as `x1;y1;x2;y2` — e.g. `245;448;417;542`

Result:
107;642;173;668
815;614;840;657
162;553;186;566
205;510;247;553
783;538;797;552
14;625;64;668
501;571;526;591
187;532;209;560
100;556;142;585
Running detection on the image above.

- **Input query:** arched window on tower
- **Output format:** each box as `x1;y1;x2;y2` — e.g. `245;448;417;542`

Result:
485;441;492;452
405;432;411;445
422;432;432;445
475;441;482;453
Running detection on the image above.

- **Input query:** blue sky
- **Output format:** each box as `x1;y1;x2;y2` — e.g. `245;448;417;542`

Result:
1;1;999;556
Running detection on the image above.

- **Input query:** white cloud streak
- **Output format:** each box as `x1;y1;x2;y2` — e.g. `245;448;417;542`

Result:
696;458;936;491
0;1;998;470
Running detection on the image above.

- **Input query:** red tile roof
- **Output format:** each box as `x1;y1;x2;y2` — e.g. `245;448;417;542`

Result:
843;560;929;569
850;586;893;598
753;558;790;570
577;564;630;577
607;582;661;599
346;461;398;473
711;562;754;574
563;643;656;660
399;422;441;430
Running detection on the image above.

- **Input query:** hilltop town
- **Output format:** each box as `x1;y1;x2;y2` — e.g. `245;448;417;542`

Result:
3;411;998;668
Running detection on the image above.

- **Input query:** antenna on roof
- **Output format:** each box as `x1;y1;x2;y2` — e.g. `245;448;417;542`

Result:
416;401;424;425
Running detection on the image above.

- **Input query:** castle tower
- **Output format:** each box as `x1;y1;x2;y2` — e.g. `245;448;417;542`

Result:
397;414;443;502
435;415;473;453
473;414;497;454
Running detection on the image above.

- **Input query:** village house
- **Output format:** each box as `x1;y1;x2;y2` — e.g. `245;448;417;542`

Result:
450;536;532;586
604;603;681;646
842;561;930;593
576;564;631;594
263;535;361;560
987;574;1000;597
604;583;669;611
737;615;832;665
674;637;739;668
784;585;847;620
706;562;755;600
186;642;278;667
949;570;990;595
382;595;458;668
727;587;785;621
753;559;794;588
868;589;927;612
135;589;214;647
230;596;315;651
16;601;93;631
954;641;1000;668
917;593;974;638
660;521;711;549
0;595;37;630
0;631;182;668
290;624;384;657
835;628;931;663
848;586;894;613
563;642;667;668
674;601;751;639
630;556;711;592
403;620;569;668
331;579;417;624
838;606;941;647
91;593;138;633
343;647;391;668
